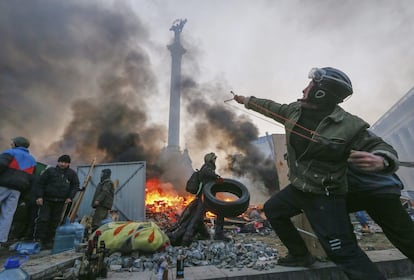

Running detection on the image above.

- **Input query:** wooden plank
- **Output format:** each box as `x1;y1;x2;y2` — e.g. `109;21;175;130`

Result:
272;134;326;257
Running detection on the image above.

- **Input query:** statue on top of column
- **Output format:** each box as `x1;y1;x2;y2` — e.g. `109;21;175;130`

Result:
170;19;187;41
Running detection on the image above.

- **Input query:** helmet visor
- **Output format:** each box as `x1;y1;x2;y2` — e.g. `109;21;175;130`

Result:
308;68;326;82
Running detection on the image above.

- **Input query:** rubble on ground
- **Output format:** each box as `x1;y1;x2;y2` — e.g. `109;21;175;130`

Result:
102;233;279;275
0;204;400;279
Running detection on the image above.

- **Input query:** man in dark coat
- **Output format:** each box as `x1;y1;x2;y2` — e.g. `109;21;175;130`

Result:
91;169;114;232
167;152;224;246
199;153;229;241
34;154;79;248
0;136;36;247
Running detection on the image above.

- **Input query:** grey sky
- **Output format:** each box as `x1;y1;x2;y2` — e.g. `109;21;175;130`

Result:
1;0;413;166
132;0;414;135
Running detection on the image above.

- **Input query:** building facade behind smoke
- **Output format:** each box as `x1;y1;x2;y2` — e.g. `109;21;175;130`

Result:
371;87;414;190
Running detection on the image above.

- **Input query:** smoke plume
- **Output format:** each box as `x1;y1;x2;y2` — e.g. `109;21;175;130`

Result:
181;78;279;196
0;0;279;197
0;0;167;178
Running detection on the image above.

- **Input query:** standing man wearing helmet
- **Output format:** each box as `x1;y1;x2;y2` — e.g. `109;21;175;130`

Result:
234;67;398;280
0;136;36;248
180;152;224;246
91;169;114;232
199;153;228;241
34;154;79;249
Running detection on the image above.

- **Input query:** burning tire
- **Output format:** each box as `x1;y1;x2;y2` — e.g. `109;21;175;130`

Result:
203;178;250;217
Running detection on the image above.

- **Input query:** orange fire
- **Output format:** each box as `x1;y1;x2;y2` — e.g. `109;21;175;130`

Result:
145;178;193;213
215;192;238;202
145;178;238;222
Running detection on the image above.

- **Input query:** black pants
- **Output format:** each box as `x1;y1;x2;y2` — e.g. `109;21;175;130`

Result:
182;197;208;242
167;198;209;245
347;192;414;262
10;202;39;240
34;200;65;243
9;201;29;240
214;215;225;237
264;184;385;280
25;203;39;240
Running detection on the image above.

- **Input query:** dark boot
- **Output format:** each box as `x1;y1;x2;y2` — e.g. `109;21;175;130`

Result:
181;231;194;247
213;232;232;242
196;223;211;240
214;215;231;241
181;238;192;247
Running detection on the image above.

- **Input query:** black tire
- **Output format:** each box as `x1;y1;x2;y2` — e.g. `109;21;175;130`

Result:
203;178;250;217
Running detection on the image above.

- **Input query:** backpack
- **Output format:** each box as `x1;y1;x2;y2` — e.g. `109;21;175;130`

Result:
186;169;201;194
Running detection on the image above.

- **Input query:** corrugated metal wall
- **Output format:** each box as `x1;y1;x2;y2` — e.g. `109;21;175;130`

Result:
75;161;146;221
371;87;414;190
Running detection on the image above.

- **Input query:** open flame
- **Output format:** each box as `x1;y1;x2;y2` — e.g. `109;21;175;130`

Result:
215;192;238;202
145;178;193;213
145;179;243;226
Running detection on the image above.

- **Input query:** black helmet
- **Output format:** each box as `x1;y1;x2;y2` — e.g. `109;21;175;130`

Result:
12;136;30;148
307;67;353;105
204;152;217;163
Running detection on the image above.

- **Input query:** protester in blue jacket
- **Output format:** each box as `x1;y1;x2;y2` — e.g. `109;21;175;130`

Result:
0;136;36;247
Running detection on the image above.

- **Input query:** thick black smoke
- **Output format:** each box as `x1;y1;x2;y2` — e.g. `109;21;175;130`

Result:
47;50;167;178
0;0;279;194
181;78;279;194
0;1;165;178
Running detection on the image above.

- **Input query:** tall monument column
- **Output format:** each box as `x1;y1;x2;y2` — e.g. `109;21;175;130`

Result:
167;19;187;150
158;19;193;190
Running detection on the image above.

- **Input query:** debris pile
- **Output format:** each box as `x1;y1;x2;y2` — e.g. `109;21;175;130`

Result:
145;202;181;229
104;235;279;274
